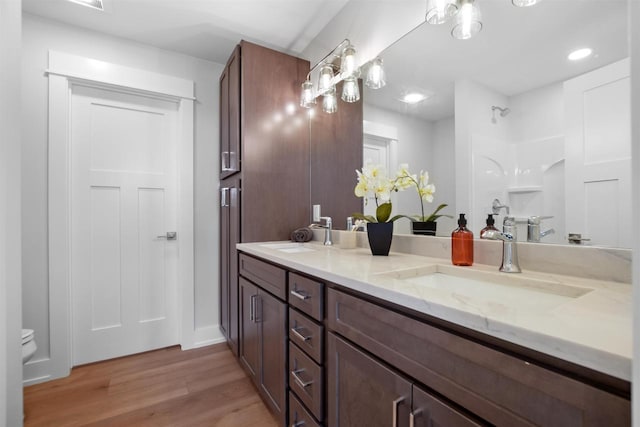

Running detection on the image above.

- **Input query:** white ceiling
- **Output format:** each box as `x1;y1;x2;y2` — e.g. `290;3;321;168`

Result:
22;0;630;123
22;0;350;64
365;0;629;121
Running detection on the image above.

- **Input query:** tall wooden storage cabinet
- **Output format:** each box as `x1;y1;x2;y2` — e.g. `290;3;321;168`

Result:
219;41;310;356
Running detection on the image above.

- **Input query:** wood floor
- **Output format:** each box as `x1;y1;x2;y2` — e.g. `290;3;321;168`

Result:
23;343;279;427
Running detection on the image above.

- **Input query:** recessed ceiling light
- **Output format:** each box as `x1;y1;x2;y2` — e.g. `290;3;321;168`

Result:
68;0;104;11
401;93;428;104
567;48;593;61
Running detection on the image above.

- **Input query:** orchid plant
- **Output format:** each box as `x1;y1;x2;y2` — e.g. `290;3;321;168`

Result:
395;163;451;223
352;163;405;223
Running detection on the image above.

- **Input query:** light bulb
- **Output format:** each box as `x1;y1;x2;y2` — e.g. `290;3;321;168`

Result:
451;0;482;40
340;44;358;78
365;57;386;90
300;80;316;108
322;86;338;114
512;0;539;6
341;77;360;103
425;0;458;24
317;64;334;93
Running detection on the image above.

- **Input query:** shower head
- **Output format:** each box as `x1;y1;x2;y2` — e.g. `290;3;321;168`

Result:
491;106;510;117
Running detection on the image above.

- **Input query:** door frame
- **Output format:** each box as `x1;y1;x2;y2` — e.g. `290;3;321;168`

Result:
45;50;195;380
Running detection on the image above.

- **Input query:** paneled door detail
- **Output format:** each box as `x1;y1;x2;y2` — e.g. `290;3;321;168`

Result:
71;84;179;365
564;59;631;247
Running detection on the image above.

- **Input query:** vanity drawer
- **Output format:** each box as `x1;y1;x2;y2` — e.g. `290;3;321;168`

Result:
288;272;324;321
290;342;324;421
327;288;630;427
289;307;323;364
289;391;322;427
239;253;286;300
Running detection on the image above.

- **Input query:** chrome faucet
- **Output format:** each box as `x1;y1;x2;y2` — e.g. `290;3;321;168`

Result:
491;198;510;216
527;216;555;243
319;216;333;246
481;216;521;273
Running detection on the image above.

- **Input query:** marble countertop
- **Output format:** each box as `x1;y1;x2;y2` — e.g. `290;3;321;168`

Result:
237;241;632;381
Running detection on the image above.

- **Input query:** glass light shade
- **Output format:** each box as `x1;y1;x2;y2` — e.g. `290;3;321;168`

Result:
512;0;539;6
300;80;316;108
425;0;458;24
317;64;334;93
365;57;386;90
341;77;360;103
322;86;338;114
340;44;358;77
451;0;482;40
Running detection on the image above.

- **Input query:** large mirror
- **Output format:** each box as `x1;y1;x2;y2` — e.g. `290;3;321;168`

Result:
362;0;630;248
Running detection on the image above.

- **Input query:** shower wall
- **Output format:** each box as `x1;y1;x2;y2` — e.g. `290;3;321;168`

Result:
456;79;566;242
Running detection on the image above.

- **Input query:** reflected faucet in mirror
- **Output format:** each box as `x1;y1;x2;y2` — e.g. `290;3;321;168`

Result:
492;199;510;216
527;216;555;243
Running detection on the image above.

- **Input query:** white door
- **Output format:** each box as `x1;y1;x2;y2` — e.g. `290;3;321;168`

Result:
363;135;391;218
70;84;179;365
564;58;631;247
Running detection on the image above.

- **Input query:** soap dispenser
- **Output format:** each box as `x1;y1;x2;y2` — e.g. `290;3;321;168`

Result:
452;213;474;266
480;214;499;238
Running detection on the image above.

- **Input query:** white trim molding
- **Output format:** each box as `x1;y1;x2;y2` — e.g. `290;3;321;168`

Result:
35;50;196;384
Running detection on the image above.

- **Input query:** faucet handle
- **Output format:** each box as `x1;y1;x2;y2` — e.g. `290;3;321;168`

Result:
528;215;553;225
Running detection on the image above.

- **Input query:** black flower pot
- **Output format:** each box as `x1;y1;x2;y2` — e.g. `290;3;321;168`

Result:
412;221;437;236
366;222;394;256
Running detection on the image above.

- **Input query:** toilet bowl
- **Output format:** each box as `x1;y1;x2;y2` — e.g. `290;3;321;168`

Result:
22;329;37;364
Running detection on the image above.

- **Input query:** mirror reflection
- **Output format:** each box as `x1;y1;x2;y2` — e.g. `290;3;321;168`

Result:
362;0;630;248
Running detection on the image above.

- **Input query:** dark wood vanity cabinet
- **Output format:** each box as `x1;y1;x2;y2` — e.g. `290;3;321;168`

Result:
327;288;630;427
238;256;288;425
327;333;483;427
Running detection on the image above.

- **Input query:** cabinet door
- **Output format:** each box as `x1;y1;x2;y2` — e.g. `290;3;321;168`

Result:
412;385;484;427
327;333;411;427
220;45;240;179
220;176;240;355
258;289;287;425
239;277;259;379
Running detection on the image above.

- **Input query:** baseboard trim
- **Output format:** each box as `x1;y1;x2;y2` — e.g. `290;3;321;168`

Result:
182;325;226;350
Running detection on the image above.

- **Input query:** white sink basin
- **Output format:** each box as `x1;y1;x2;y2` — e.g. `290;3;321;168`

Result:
378;265;592;312
260;243;316;253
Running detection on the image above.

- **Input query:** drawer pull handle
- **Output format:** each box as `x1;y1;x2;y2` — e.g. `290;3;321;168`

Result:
392;397;404;427
291;327;311;342
290;289;310;301
249;295;256;322
292;369;313;388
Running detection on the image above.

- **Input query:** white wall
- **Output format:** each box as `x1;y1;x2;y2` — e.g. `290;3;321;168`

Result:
364;104;436;234
22;14;224;384
1;0;23;424
432;117;456;235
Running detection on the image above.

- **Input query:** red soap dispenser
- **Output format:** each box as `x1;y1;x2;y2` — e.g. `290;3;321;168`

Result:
452;213;474;266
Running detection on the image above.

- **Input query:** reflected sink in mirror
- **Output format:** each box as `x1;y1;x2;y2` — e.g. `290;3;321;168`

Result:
259;243;316;253
377;265;592;313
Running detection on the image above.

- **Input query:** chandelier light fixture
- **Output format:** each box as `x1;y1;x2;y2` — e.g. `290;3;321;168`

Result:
300;39;386;114
426;0;540;40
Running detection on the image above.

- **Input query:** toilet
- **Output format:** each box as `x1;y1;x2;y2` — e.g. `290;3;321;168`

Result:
22;329;37;364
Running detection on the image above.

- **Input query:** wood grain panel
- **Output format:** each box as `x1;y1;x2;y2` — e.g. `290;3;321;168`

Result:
240;40;311;242
310;80;363;229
